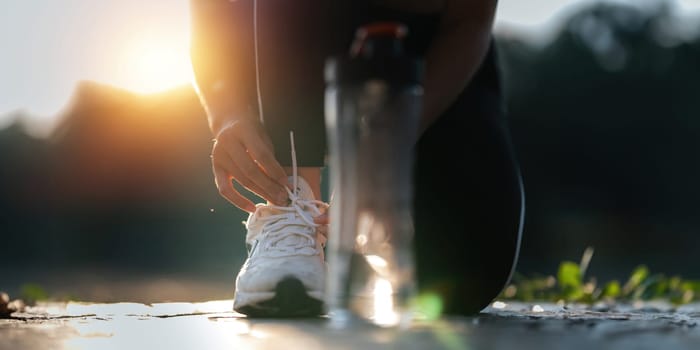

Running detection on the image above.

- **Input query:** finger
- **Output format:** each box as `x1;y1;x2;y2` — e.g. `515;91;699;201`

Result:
226;141;289;205
213;137;277;204
225;159;286;205
317;224;328;239
243;132;288;185
314;213;329;225
214;141;287;205
329;188;336;206
258;127;276;153
213;167;256;213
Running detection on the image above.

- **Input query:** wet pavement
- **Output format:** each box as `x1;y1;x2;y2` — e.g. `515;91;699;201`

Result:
2;300;700;350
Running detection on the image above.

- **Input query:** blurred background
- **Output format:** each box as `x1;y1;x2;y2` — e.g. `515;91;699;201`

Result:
1;0;699;302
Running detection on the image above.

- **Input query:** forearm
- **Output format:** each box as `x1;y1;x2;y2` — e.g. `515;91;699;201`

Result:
190;0;256;136
419;0;497;137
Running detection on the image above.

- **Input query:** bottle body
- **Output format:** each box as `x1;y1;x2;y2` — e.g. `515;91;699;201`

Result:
325;75;422;327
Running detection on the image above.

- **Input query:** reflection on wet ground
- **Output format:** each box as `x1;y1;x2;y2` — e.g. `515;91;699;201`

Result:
2;300;700;350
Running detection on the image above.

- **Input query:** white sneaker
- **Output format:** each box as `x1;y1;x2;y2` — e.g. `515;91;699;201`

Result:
233;176;329;317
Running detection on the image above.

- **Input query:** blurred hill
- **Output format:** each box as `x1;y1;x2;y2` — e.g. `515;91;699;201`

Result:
0;1;699;300
0;82;249;298
49;82;211;205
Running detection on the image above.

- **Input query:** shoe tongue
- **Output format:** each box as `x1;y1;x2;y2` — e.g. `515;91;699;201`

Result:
288;176;315;201
270;176;315;248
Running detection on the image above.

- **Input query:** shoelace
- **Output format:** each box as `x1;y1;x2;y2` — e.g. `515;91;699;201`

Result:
244;132;329;258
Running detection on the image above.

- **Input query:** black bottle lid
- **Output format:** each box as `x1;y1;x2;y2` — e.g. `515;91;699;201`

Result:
325;22;424;86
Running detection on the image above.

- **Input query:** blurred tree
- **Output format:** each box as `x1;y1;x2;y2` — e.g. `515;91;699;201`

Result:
499;1;700;277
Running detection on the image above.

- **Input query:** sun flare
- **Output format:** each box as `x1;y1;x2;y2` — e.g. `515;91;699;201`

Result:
122;38;193;94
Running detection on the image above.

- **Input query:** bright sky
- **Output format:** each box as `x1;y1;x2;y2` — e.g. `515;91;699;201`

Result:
1;0;699;133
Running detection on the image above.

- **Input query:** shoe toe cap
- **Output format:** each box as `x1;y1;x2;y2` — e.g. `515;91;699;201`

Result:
236;256;325;293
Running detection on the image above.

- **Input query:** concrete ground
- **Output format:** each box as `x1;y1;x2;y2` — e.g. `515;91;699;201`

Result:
2;300;700;350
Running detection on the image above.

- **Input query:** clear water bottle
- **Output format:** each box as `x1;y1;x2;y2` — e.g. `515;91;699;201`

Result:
324;22;424;328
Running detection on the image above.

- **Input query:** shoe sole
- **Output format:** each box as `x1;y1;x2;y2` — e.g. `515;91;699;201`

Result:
235;277;324;318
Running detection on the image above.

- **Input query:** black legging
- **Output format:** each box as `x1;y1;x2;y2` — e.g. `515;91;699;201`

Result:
412;67;524;314
191;0;524;315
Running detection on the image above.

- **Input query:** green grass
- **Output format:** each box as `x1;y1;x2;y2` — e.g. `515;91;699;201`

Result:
19;284;49;304
15;284;78;305
500;247;700;305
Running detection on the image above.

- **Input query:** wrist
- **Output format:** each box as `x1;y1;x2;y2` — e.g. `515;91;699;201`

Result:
209;108;255;137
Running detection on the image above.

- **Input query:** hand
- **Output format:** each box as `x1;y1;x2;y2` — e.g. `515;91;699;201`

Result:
314;213;329;241
211;118;289;212
314;189;332;225
314;209;329;240
314;213;329;225
314;189;335;224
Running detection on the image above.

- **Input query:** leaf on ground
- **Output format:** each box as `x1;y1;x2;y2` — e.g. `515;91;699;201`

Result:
558;262;582;289
558;261;584;300
623;265;649;296
602;280;621;298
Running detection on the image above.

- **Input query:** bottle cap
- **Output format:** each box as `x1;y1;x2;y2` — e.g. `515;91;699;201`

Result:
325;22;424;85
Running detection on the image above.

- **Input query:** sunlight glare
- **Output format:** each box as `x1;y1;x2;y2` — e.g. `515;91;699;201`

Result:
373;278;399;327
122;37;192;94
